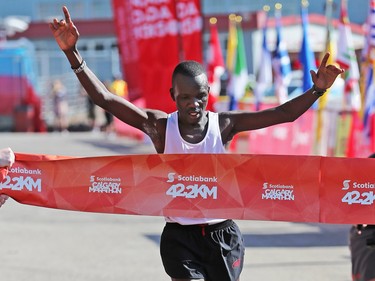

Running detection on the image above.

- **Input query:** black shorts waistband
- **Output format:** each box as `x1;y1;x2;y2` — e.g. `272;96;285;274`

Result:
166;219;233;233
356;224;375;230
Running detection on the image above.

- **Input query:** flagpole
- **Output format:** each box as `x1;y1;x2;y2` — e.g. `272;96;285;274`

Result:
254;5;271;111
273;2;292;104
207;16;225;98
259;4;270;111
226;13;237;74
171;0;185;61
299;0;316;93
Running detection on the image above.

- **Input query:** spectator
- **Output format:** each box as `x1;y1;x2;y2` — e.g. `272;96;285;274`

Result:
51;79;69;132
80;86;100;132
0;147;15;208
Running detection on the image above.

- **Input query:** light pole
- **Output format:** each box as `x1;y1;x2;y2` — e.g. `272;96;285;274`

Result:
0;16;30;42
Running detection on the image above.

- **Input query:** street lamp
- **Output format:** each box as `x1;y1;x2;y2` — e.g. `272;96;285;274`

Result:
0;16;30;42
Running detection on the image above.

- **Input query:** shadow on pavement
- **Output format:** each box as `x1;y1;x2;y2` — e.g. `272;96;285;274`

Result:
79;138;154;155
144;223;350;248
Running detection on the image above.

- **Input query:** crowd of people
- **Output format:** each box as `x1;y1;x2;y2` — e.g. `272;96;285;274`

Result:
51;76;128;135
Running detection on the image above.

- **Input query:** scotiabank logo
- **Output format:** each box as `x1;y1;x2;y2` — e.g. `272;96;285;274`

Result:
342;180;351;190
165;172;218;199
342;179;375;190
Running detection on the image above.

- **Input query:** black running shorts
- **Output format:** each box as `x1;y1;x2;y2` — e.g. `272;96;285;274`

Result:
350;225;375;281
160;219;245;281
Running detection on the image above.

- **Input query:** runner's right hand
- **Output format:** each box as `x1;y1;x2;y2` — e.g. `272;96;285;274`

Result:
48;6;80;52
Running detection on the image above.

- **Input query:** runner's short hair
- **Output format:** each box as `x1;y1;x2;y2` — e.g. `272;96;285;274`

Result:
172;60;206;86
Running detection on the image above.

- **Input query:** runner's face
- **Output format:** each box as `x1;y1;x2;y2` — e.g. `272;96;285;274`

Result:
171;73;209;124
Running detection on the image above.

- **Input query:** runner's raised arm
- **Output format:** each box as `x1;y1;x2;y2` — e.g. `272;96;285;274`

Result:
48;6;167;151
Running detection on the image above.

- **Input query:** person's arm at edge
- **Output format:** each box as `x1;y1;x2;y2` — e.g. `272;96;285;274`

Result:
0;147;15;207
0;147;15;168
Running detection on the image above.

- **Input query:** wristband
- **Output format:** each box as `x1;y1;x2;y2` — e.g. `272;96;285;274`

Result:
312;84;326;97
71;60;86;74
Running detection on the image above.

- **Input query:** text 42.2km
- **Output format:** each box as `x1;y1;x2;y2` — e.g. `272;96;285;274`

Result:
166;183;217;199
342;191;375;205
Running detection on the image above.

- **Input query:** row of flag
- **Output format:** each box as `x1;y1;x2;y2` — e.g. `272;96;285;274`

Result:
207;13;249;110
206;0;375;156
207;3;297;109
360;0;375;153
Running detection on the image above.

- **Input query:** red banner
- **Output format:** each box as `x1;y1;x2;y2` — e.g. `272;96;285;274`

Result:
247;105;315;155
4;154;375;224
2;153;375;224
0;153;318;222
111;0;202;113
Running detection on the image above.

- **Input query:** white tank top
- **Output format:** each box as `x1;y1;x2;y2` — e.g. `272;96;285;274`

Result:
164;111;226;225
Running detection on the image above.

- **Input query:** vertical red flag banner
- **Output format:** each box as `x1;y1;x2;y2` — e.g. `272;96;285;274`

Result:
111;0;143;102
174;0;203;62
111;0;202;113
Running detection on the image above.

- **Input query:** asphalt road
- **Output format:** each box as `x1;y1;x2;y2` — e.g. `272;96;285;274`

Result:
0;132;352;281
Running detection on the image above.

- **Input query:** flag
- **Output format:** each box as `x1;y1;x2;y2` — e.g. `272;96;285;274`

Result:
226;14;237;73
336;0;361;111
314;0;336;155
346;0;375;157
363;66;375;151
362;0;375;151
272;4;292;104
226;15;248;106
299;1;316;93
225;14;237;110
232;18;248;101
361;0;375;117
254;7;273;110
206;17;225;97
359;12;372;117
317;0;336;111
